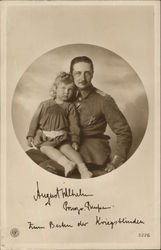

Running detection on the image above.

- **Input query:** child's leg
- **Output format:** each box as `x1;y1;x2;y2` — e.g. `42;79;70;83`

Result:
59;144;93;178
40;146;75;177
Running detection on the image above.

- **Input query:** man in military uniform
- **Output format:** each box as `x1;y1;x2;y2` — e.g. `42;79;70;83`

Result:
69;56;132;173
27;56;132;176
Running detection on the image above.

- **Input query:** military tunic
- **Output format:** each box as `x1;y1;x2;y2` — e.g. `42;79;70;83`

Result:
74;85;132;166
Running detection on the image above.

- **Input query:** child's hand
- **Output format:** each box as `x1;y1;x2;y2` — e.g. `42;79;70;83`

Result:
34;129;47;147
72;142;79;151
27;137;34;147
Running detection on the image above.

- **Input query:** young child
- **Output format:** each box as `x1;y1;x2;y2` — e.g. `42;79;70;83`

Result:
27;72;93;179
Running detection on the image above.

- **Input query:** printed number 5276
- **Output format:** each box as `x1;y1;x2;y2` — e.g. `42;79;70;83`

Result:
138;233;150;237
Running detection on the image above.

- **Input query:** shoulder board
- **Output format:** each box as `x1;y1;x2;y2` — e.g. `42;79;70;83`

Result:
95;88;108;97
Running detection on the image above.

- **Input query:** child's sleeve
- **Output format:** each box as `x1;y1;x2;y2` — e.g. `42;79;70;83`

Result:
68;103;80;144
26;102;43;138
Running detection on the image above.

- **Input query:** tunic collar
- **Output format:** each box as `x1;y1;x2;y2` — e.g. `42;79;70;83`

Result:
77;84;95;100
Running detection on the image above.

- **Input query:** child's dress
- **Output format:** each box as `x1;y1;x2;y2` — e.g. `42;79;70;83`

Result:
27;99;80;147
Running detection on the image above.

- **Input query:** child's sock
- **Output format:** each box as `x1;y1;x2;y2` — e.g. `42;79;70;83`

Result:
77;163;93;179
58;156;76;177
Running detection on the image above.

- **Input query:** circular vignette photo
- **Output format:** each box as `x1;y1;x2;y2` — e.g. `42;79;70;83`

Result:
12;44;148;179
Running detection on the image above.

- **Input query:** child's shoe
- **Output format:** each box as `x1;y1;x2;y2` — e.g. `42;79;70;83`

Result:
80;170;93;179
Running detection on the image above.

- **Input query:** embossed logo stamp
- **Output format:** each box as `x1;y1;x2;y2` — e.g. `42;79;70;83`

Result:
10;228;20;238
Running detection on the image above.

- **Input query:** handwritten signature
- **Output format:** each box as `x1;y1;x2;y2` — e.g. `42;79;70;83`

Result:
33;181;93;206
63;201;112;214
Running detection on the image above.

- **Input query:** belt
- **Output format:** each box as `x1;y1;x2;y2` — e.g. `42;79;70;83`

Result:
43;130;66;139
83;134;110;140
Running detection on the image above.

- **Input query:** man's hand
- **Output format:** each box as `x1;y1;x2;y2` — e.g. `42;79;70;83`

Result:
34;129;47;147
105;163;116;173
27;137;34;147
72;142;79;151
105;155;125;173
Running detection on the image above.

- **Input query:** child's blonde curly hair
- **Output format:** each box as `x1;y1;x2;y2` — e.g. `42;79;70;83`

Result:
50;72;76;99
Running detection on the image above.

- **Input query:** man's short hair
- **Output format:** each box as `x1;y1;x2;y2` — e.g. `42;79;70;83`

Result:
70;56;94;73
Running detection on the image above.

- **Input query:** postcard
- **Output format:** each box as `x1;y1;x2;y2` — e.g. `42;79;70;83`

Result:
0;1;160;249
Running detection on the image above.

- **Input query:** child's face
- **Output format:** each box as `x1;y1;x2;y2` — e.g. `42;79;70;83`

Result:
56;82;74;101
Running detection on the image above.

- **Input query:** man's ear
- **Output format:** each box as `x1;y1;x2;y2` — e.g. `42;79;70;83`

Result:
91;71;94;80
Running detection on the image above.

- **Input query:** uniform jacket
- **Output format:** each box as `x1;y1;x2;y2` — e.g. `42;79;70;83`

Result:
73;85;132;164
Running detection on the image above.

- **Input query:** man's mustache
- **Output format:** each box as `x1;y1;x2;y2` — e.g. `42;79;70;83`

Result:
78;81;87;84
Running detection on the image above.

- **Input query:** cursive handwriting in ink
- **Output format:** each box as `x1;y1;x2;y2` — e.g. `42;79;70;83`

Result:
95;216;145;229
33;181;93;206
84;201;112;212
63;201;84;215
27;222;45;230
49;221;73;229
63;201;112;215
77;220;88;227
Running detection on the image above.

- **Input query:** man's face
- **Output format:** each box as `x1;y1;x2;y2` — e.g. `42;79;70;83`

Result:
72;62;93;90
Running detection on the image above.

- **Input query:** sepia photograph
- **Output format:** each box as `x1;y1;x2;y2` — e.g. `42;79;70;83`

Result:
0;1;160;249
12;44;148;179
